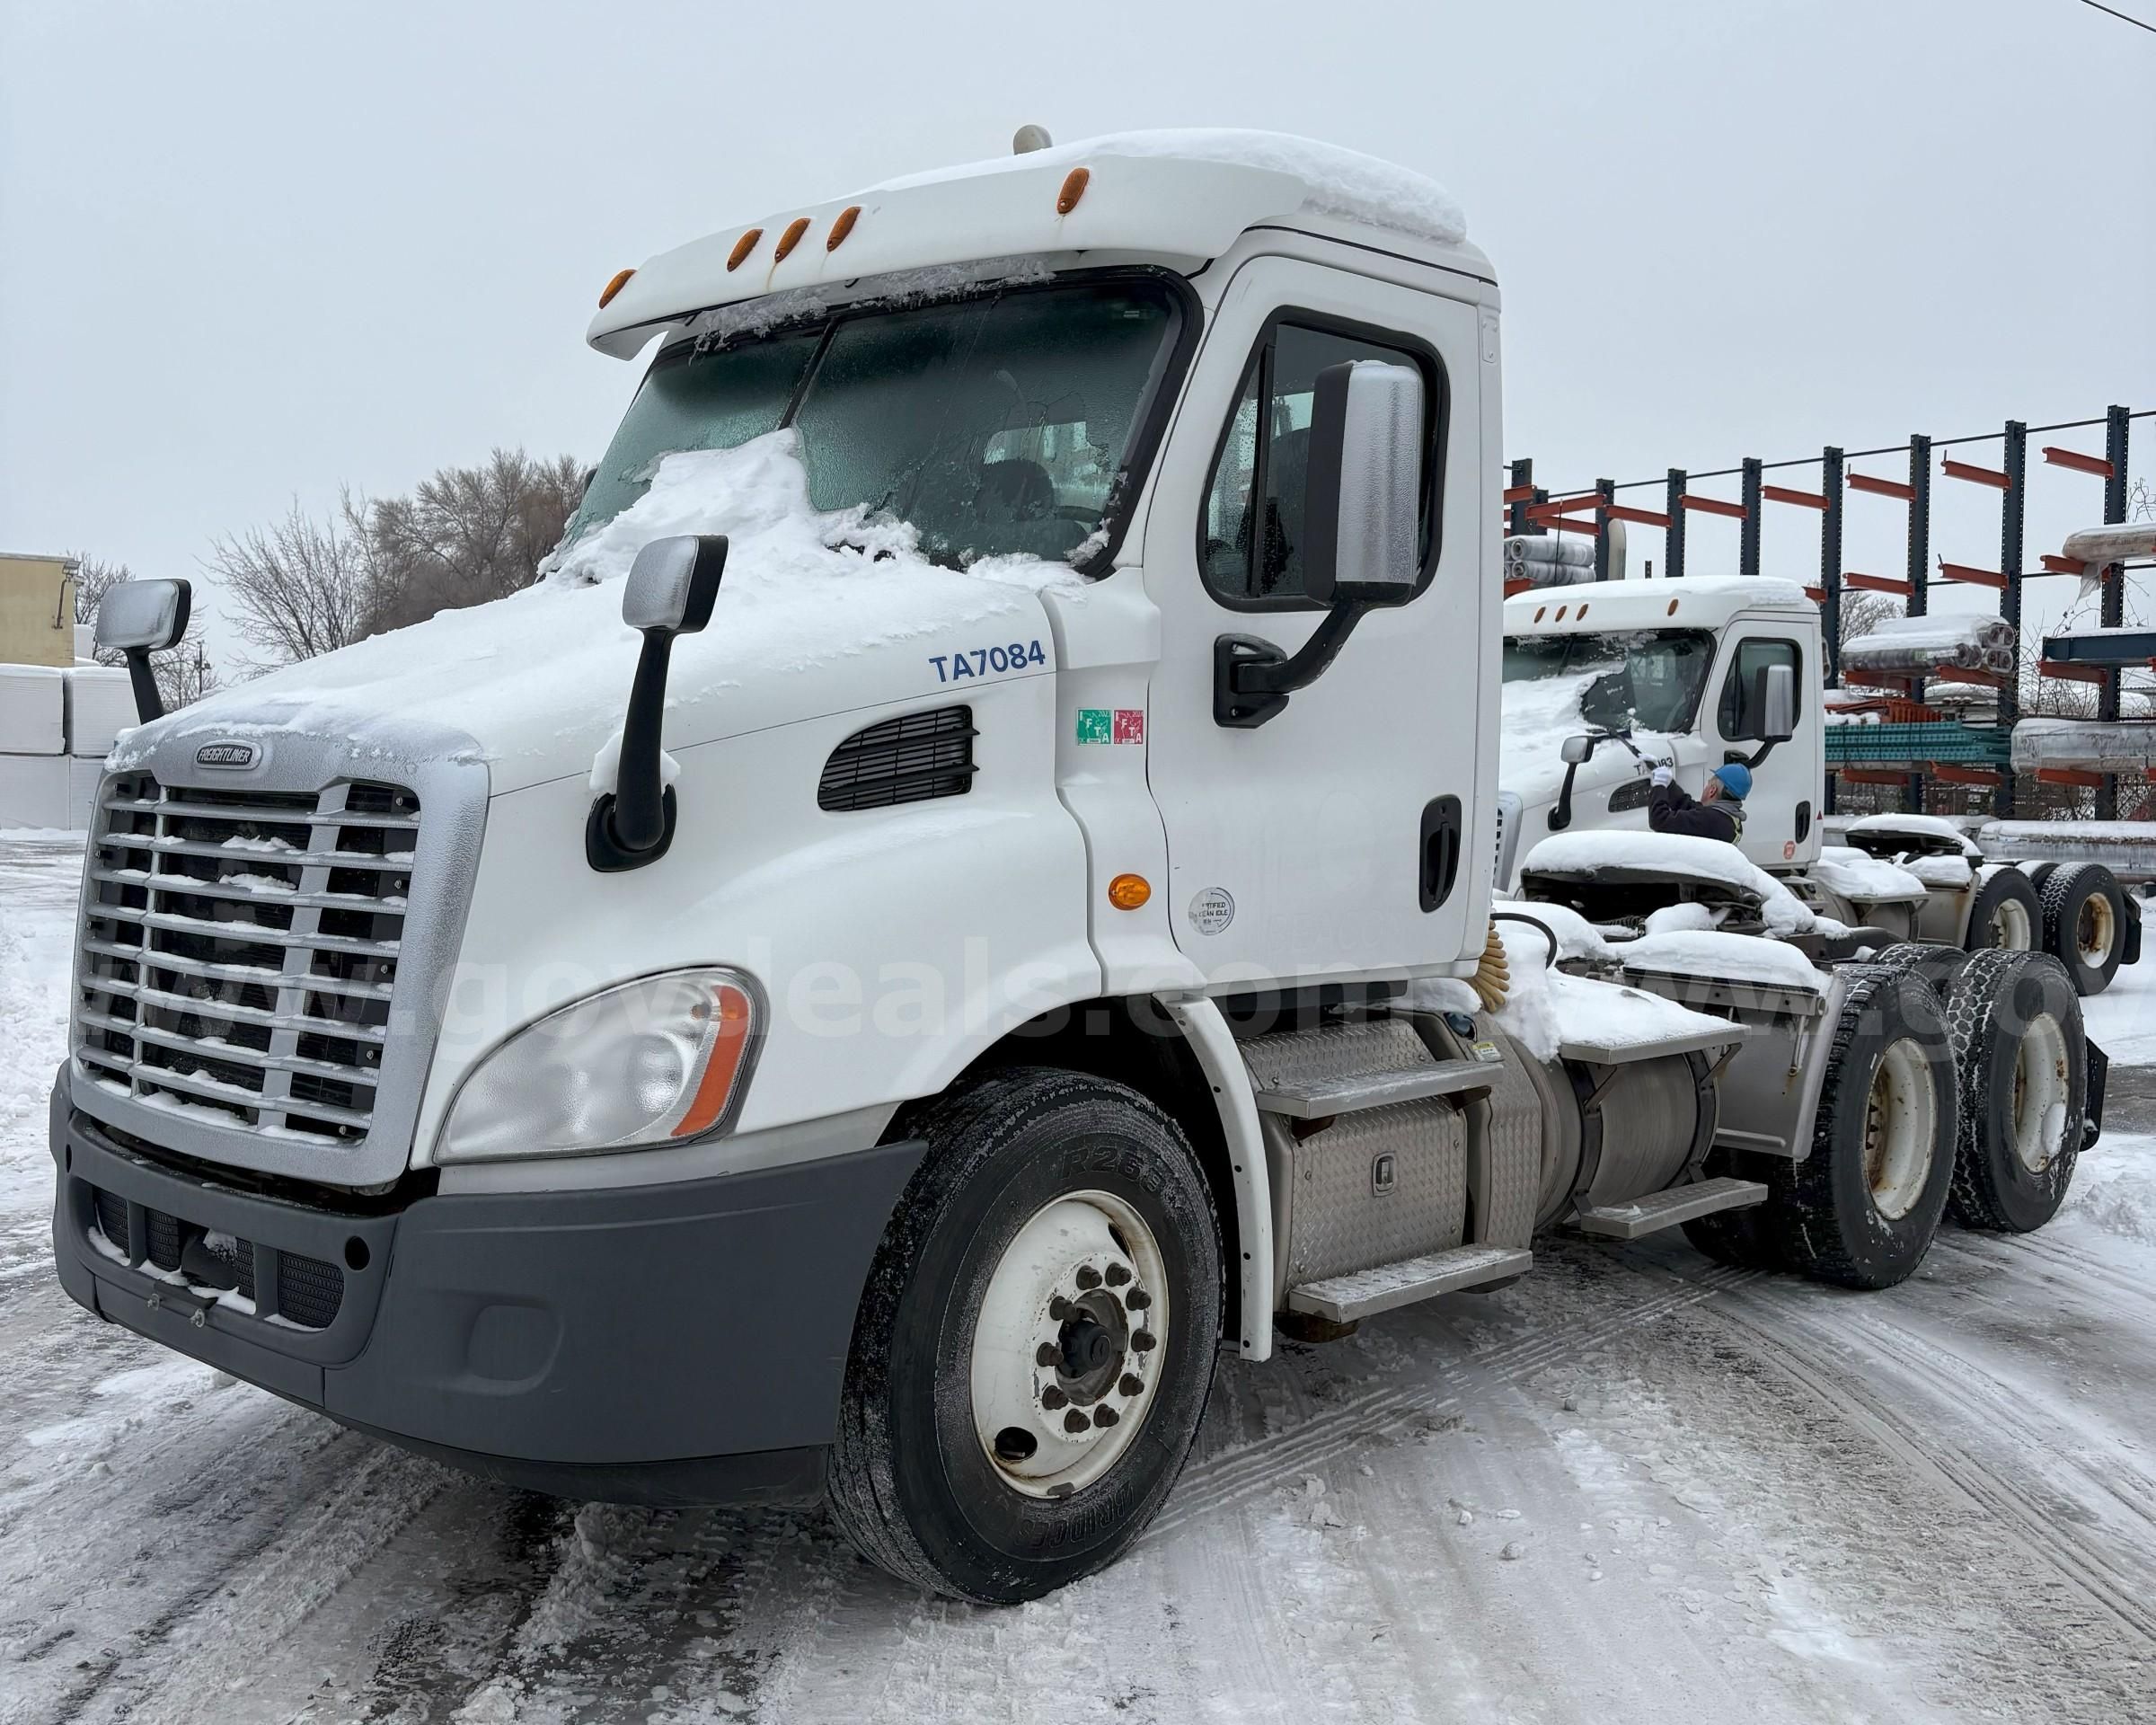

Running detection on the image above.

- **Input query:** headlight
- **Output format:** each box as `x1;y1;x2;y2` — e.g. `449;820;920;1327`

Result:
437;968;761;1163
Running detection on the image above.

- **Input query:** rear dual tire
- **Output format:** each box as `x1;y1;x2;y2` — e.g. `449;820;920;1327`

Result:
2039;863;2125;996
1941;950;2085;1233
826;1068;1222;1604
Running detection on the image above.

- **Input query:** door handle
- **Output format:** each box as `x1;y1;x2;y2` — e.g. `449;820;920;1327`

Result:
1420;795;1462;912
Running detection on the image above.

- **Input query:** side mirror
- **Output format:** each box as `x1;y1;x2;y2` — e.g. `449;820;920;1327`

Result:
1303;360;1424;606
1756;662;1797;743
93;579;192;722
588;535;729;871
1560;734;1595;765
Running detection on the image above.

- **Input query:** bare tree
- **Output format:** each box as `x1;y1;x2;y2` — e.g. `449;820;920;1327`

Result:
364;450;584;634
206;492;377;670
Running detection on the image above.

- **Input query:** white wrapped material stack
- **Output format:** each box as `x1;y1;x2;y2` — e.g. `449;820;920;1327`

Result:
66;665;135;758
1504;533;1596;589
0;665;66;755
2011;717;2156;774
1841;613;2016;675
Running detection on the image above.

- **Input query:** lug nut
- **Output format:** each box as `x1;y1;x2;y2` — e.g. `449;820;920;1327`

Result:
1131;1331;1157;1353
1048;1296;1073;1321
1075;1265;1101;1290
1120;1373;1144;1396
1125;1287;1152;1312
1036;1342;1060;1368
1093;1405;1119;1429
1064;1410;1091;1435
1105;1263;1131;1287
1041;1385;1068;1410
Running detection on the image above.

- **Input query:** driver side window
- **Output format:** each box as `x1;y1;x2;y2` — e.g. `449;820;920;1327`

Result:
1199;320;1436;607
1719;638;1802;740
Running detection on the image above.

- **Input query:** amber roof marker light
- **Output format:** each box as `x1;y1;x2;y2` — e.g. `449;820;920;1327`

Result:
597;268;635;309
826;205;862;252
773;217;812;262
1056;167;1091;216
726;227;764;271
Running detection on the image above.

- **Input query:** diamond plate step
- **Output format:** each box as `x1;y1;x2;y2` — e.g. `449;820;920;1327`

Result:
1573;1175;1768;1240
1253;1058;1494;1119
1286;1243;1533;1322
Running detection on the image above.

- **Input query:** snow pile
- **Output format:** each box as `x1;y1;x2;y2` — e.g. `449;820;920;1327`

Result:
1490;917;1743;1061
1519;830;1816;938
1844;811;1982;857
876;128;1470;246
124;433;1075;790
1642;901;1718;934
1495;901;1615;964
2069;1131;2156;1245
1622;929;1823;990
1905;854;1974;890
1811;845;1928;902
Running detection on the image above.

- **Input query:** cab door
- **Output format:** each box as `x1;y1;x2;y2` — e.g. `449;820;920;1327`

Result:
1140;255;1489;985
1711;623;1819;869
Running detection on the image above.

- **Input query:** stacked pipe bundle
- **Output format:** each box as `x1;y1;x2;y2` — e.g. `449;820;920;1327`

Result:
1504;534;1596;589
1840;613;2016;675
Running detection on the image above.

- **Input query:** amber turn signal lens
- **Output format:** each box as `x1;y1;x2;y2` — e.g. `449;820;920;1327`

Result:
773;217;811;262
726;228;764;271
1056;166;1090;215
826;205;862;251
1108;873;1151;911
669;982;756;1139
597;268;634;309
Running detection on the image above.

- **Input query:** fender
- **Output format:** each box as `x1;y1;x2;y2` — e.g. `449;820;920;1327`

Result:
1154;990;1274;1362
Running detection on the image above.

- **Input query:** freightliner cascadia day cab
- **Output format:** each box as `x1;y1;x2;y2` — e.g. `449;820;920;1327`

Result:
53;130;2104;1603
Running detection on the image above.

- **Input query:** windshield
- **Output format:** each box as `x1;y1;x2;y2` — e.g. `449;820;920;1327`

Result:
1501;629;1717;734
562;278;1183;570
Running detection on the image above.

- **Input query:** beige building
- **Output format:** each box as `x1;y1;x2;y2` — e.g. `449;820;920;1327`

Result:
0;553;78;668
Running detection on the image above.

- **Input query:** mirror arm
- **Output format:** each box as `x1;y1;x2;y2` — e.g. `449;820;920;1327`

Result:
122;649;165;724
1548;757;1584;831
1213;602;1370;729
1733;737;1780;771
587;629;679;871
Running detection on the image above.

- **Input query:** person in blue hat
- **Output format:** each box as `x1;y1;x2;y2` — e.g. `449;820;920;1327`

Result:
1647;760;1749;844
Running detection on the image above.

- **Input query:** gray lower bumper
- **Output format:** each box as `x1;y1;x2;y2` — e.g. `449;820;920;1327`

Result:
49;1069;923;1504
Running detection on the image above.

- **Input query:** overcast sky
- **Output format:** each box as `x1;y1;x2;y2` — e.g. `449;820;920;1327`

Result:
2;0;2152;667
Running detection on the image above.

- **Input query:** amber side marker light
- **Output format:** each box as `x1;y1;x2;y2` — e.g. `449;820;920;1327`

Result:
670;981;756;1138
827;205;862;251
727;228;764;271
773;217;811;262
597;268;635;309
1056;167;1090;215
1108;873;1151;911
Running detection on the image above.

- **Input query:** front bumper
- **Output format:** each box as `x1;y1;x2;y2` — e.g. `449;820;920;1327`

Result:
49;1068;923;1504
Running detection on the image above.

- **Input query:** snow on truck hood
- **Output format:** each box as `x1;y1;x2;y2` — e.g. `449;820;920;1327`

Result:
119;433;1077;797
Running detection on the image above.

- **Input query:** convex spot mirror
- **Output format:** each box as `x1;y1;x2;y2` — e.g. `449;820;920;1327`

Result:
94;579;191;654
1303;360;1424;607
1756;662;1797;743
623;535;729;634
1560;734;1595;765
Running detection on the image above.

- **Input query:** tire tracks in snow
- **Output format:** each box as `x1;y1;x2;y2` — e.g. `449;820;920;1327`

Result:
1655;1256;2156;1650
1149;1262;1761;1540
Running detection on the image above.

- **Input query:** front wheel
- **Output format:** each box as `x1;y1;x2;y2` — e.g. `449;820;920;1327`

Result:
826;1068;1223;1603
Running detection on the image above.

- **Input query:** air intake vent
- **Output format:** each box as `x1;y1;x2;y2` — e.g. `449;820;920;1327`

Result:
819;706;977;812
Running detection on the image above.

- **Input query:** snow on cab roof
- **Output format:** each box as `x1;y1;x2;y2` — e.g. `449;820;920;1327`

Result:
588;129;1474;358
1504;574;1816;633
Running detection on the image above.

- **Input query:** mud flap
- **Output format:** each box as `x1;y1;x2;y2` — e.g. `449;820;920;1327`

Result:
2123;894;2143;967
2084;1038;2108;1150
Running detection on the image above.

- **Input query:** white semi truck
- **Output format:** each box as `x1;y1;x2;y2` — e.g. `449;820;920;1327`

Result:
1497;574;2143;995
51;130;2105;1605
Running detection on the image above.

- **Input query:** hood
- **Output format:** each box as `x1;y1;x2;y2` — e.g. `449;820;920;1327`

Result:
1498;664;1682;807
121;434;1079;796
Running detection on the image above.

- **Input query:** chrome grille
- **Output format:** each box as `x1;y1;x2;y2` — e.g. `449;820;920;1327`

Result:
75;774;420;1144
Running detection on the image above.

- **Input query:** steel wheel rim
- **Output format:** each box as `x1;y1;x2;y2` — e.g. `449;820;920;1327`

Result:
2010;1012;2072;1174
2077;895;2116;967
1994;898;2032;951
1864;1038;1936;1220
969;1189;1167;1499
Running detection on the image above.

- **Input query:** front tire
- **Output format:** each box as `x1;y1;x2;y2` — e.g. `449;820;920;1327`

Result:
1770;966;1957;1289
826;1067;1223;1604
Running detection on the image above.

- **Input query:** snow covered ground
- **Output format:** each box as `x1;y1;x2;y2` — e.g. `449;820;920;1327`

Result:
4;833;2155;1724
